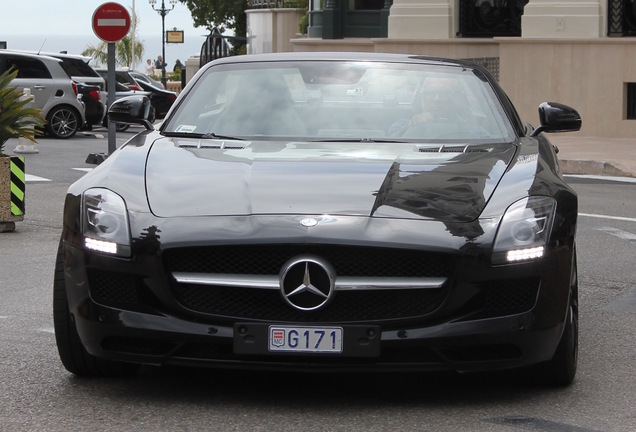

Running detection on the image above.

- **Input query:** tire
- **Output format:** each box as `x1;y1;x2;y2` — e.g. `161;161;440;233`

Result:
46;106;81;139
534;247;579;387
53;239;139;377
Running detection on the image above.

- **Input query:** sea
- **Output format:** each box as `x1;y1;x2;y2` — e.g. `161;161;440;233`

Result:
1;33;209;71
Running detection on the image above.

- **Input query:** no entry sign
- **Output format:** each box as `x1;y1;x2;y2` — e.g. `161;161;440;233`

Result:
92;2;131;43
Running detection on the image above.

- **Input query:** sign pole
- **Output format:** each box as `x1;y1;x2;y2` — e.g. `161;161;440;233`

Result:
107;42;116;155
91;2;132;160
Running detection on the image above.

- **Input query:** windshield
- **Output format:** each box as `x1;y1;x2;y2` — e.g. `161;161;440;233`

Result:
57;58;101;78
164;61;514;142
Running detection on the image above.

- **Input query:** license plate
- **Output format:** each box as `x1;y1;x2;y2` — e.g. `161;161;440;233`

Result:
268;326;343;353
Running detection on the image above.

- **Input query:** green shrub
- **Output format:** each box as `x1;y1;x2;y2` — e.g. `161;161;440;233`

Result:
0;69;45;155
299;12;309;35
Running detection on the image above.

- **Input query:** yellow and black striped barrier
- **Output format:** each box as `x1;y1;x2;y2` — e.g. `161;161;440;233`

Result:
10;156;25;217
1;156;25;230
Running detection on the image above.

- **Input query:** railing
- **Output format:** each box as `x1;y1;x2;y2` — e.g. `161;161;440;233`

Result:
458;0;528;37
249;0;306;8
199;28;245;67
608;0;636;36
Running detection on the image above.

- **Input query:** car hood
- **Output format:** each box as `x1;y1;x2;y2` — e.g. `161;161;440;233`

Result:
145;138;517;221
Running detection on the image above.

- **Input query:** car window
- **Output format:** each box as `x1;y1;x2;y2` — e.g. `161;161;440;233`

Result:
3;56;52;79
165;61;514;142
116;71;138;86
57;58;100;78
97;70;137;87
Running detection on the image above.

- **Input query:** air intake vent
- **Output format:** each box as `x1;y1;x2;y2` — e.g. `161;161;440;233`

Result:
177;140;246;150
418;145;492;154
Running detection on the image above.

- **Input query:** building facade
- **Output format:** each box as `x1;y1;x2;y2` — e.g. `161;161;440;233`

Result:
245;1;636;138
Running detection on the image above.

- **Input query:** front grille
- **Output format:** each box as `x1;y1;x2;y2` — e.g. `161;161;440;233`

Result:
164;245;453;278
164;245;454;323
174;284;446;322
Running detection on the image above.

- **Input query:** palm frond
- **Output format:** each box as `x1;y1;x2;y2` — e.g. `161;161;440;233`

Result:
0;69;46;154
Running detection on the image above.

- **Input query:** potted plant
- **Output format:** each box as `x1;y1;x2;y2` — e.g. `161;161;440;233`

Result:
0;68;45;232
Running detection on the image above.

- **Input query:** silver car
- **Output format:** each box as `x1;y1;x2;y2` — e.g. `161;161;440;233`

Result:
47;52;107;127
0;50;86;138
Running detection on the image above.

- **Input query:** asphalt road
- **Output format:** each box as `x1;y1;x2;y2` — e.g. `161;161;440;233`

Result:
1;131;635;432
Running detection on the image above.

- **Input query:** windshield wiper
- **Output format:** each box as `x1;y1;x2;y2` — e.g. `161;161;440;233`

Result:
163;131;244;141
201;132;245;140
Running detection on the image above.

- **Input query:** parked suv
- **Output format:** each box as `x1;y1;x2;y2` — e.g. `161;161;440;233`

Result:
47;52;107;129
0;50;85;138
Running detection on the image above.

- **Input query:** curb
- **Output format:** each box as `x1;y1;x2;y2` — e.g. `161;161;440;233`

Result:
560;159;636;178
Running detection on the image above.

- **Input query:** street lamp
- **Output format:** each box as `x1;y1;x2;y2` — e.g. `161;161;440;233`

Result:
149;0;177;87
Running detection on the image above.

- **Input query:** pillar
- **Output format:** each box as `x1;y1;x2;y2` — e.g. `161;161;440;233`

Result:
521;0;602;38
387;0;453;39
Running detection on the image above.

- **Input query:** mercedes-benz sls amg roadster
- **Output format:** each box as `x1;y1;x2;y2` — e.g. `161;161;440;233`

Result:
54;52;581;386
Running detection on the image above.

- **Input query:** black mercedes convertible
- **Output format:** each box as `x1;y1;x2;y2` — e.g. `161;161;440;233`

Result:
54;52;581;386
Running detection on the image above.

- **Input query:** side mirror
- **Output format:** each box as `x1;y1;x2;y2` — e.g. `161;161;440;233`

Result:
108;95;154;131
530;102;582;137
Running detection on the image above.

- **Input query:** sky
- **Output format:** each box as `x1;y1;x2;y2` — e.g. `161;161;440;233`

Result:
0;0;211;70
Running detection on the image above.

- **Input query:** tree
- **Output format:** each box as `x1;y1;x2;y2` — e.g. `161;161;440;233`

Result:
82;7;144;68
180;0;247;53
82;36;144;69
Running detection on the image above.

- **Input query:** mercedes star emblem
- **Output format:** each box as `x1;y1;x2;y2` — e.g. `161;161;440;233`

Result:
300;218;318;227
279;256;336;311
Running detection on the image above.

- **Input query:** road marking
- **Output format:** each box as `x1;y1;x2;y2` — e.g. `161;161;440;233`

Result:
597;227;636;241
580;213;636;223
38;328;55;334
79;132;105;139
25;174;51;182
25;169;93;182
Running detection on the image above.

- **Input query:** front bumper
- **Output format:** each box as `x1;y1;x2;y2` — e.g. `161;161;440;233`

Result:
71;298;563;373
63;237;571;373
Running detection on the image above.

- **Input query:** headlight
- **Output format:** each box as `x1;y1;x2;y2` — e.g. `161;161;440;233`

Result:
492;196;556;264
82;188;131;257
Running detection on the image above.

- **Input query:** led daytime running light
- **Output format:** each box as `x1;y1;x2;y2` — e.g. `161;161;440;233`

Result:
85;237;118;254
507;246;544;262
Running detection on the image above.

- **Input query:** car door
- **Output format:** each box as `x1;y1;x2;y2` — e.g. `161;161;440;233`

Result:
1;55;55;111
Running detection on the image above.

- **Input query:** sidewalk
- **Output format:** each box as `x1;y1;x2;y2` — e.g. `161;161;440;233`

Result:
548;135;636;178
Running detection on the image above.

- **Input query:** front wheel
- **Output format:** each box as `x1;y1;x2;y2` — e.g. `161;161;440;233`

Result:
53;239;139;377
46;106;81;139
533;247;579;386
